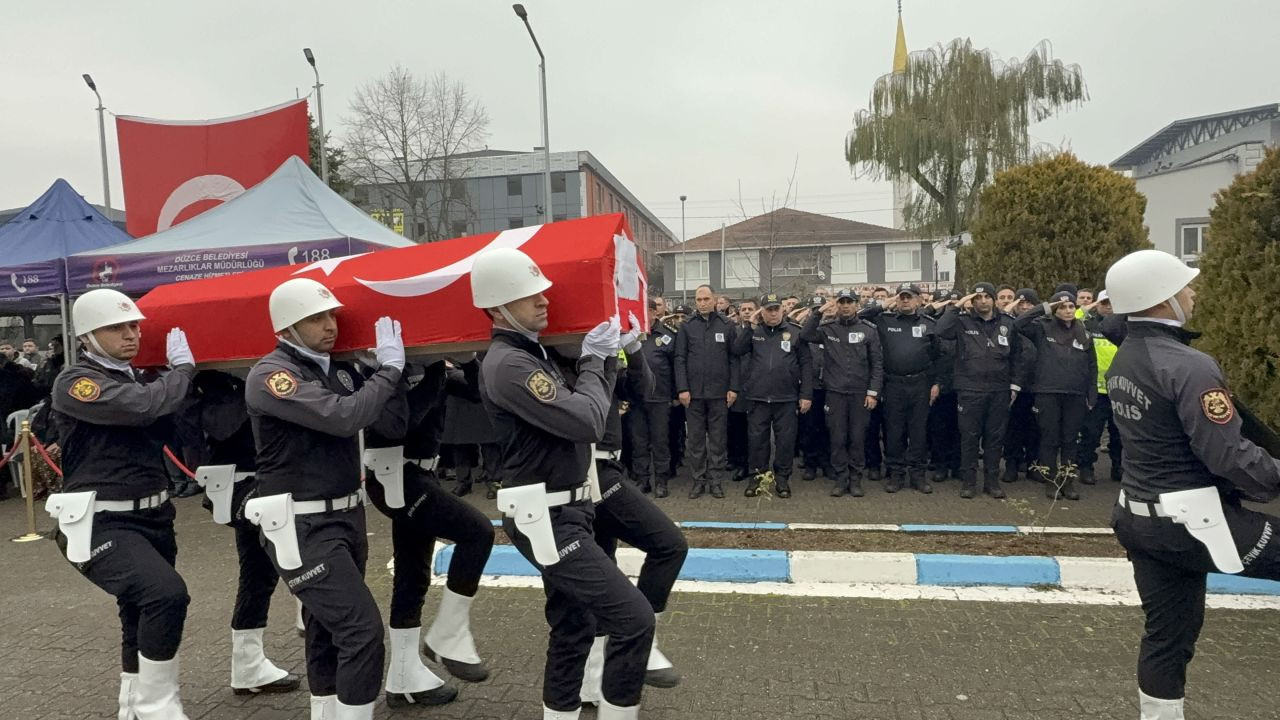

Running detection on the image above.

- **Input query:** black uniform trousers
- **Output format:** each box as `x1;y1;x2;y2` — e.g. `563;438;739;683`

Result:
1003;391;1040;473
956;391;1010;484
883;374;930;479
1112;500;1280;700
1078;398;1122;479
799;388;832;477
629;401;673;484
826;391;870;484
1032;393;1088;481
57;503;189;673
666;405;685;478
366;464;495;628
503;501;655;711
927;391;960;476
270;507;383;705
450;443;502;488
685;398;729;486
593;461;689;612
865;405;885;472
727;405;750;479
748;400;798;479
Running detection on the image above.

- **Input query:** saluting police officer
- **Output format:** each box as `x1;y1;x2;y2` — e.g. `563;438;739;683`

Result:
628;296;678;497
732;293;813;499
801;290;883;497
187;371;301;696
363;356;497;707
244;278;407;720
859;283;942;494
47;289;196;720
472;248;654;720
1104;250;1280;719
934;283;1021;499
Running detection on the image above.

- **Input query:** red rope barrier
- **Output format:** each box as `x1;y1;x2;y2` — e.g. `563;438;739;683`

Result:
0;441;21;472
163;445;197;480
27;436;62;478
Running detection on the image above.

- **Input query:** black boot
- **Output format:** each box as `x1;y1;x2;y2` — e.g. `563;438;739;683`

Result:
744;473;762;497
452;478;473;497
1078;466;1096;485
911;471;933;495
1060;475;1080;501
849;471;865;498
959;472;976;499
830;478;847;497
983;474;1006;499
775;476;792;498
884;473;902;494
710;481;725;499
689;482;706;499
654;476;670;499
484;479;499;500
1001;464;1018;484
802;467;817;482
867;466;882;482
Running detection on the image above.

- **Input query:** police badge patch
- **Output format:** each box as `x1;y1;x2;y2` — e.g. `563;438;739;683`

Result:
782;331;792;342
999;325;1009;336
68;377;101;402
266;370;298;399
1200;388;1234;425
526;370;558;402
336;369;355;392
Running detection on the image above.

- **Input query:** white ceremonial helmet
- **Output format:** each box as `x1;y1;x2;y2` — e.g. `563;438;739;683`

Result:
72;289;146;336
269;278;344;332
470;247;553;309
1104;250;1200;315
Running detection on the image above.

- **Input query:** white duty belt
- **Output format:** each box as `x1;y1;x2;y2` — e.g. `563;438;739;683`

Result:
1120;487;1244;574
45;490;170;563
245;491;365;571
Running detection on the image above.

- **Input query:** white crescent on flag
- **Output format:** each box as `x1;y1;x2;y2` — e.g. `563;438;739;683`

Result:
156;174;246;231
355;225;543;298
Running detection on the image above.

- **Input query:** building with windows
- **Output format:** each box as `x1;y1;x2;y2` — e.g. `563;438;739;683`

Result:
656;208;944;300
1111;104;1279;266
348;149;675;273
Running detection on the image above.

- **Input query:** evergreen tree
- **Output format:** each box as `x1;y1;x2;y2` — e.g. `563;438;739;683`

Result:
1194;146;1280;427
307;112;351;195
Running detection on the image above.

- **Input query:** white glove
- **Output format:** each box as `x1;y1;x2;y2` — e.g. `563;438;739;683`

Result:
619;312;644;354
374;317;405;371
581;316;621;360
166;327;195;367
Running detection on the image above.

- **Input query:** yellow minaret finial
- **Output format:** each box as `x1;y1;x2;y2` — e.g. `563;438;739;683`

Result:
893;1;908;73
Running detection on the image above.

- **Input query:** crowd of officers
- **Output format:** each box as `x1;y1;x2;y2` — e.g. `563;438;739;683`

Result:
627;281;1120;502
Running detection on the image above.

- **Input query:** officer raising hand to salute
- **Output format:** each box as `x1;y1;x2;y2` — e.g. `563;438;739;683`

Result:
1104;250;1280;720
48;289;197;720
244;278;408;720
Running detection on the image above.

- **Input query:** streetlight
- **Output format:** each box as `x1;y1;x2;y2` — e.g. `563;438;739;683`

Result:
303;48;328;186
512;4;554;224
82;74;110;213
680;195;688;302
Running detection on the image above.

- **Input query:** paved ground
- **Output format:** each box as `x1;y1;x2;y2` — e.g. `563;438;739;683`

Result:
3;500;1280;719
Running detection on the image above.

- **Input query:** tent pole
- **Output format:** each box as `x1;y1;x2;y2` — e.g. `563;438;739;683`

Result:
60;294;75;364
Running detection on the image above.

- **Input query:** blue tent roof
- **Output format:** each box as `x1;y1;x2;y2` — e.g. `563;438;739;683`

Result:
0;179;132;265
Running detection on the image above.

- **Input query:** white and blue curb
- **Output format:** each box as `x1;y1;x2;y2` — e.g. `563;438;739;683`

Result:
487;519;1115;535
434;544;1280;597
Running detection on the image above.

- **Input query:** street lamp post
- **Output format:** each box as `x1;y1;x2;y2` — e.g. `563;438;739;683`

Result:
513;4;554;224
82;74;110;213
680;195;688;302
303;48;328;186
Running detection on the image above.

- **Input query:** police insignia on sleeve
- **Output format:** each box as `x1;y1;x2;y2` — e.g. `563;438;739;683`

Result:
68;377;101;402
335;369;355;392
526;370;558;402
266;370;298;399
1200;388;1234;425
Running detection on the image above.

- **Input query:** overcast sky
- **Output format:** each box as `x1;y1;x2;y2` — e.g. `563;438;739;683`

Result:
2;0;1276;241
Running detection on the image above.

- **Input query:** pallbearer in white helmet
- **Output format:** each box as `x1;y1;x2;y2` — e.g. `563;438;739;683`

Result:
243;278;408;720
1104;250;1280;719
46;289;197;720
473;247;655;720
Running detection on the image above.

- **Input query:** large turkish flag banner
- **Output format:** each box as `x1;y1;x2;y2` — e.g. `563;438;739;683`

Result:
116;99;309;237
133;214;649;368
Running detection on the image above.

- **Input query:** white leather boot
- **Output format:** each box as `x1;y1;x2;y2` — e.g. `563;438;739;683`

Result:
385;626;456;708
335;699;375;720
1139;690;1185;719
133;655;188;720
580;635;607;705
424;588;488;682
598;698;640;719
543;705;582;719
117;672;137;720
310;695;336;720
230;628;295;693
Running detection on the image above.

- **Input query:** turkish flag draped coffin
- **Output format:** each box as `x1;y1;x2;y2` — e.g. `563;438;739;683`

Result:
134;214;648;367
116;99;310;237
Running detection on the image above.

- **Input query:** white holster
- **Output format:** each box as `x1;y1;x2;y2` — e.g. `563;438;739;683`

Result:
498;483;560;567
585;444;603;504
45;491;97;563
196;464;238;525
1159;487;1244;574
362;446;406;509
246;493;303;571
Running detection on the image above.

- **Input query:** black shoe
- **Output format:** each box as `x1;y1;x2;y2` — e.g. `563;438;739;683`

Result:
484;484;498;500
654;480;669;499
984;478;1006;499
689;483;706;499
424;644;490;683
1078;466;1096;485
912;476;934;494
744;482;759;497
884;476;901;493
645;666;682;689
1060;479;1080;501
1001;466;1018;484
849;478;865;497
710;482;725;499
959;481;975;499
776;478;792;498
232;672;302;695
929;469;947;484
802;468;817;482
452;481;473;497
385;685;459;709
830;482;846;498
867;467;882;482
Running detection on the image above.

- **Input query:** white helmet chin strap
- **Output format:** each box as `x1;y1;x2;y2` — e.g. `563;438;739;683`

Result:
1166;295;1188;326
497;305;538;340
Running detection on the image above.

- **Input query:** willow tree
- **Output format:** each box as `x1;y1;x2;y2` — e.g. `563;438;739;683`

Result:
845;39;1088;240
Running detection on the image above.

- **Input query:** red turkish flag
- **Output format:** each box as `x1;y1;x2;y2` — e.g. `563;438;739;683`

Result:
133;214;649;368
116;99;309;237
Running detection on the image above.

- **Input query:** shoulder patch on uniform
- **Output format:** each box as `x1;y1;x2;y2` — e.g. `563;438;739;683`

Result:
1200;388;1234;425
68;377;101;403
265;370;298;399
525;369;558;402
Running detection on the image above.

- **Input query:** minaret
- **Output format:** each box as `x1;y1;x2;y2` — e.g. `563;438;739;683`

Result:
890;1;911;230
